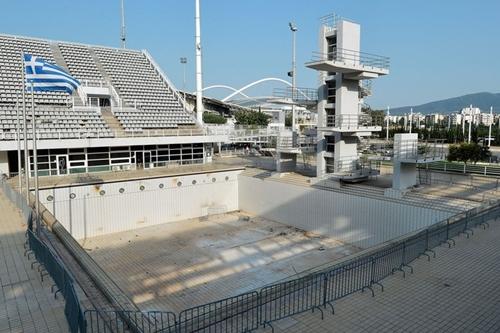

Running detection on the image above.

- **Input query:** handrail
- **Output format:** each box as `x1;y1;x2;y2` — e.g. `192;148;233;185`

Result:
141;50;194;121
311;47;390;70
394;139;446;161
325;114;383;129
272;87;318;101
107;83;122;108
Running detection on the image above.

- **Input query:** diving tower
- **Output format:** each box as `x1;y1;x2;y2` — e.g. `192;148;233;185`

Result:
307;14;390;180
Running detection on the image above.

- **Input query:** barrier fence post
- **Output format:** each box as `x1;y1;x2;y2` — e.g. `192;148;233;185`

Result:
322;274;328;308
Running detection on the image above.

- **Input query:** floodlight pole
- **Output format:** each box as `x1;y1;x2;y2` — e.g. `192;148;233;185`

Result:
468;105;472;143
386;106;390;141
120;0;126;48
409;107;413;133
488;106;492;147
289;22;297;133
180;57;187;101
195;0;204;124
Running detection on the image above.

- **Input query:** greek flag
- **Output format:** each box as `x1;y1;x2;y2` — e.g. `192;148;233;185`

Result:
24;54;80;93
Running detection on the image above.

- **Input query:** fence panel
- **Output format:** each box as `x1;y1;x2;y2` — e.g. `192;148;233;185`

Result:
402;232;427;265
65;282;86;333
178;292;259;333
85;310;120;332
371;243;404;283
447;216;467;239
27;230;86;333
259;273;324;326
85;310;177;333
427;224;448;249
324;256;372;302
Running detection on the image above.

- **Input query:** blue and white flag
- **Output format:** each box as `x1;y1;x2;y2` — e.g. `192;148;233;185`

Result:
24;54;80;94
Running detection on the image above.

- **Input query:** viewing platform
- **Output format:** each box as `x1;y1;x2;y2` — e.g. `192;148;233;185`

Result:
318;114;382;135
270;87;318;107
306;49;390;80
394;139;446;164
324;156;381;182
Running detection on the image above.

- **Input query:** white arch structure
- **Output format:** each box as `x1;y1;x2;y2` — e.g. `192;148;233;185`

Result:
221;78;292;102
200;78;314;104
201;85;251;99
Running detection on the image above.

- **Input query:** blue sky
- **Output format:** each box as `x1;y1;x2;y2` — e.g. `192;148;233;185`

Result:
1;1;499;108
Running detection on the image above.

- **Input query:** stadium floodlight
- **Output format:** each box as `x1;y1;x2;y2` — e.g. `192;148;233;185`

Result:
120;0;126;48
180;57;187;100
289;22;298;32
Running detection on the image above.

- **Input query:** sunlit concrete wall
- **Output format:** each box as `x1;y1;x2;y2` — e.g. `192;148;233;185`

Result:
39;170;242;240
238;175;452;248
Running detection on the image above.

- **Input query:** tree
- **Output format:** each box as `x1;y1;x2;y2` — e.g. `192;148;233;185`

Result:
234;110;271;126
203;112;227;124
447;143;491;164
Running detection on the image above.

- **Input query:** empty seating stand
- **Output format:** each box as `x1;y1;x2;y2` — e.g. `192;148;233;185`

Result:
0;104;113;140
58;43;103;83
93;47;195;132
0;35;70;105
0;33;198;140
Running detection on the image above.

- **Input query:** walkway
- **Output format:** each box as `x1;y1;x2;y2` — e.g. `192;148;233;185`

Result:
0;191;68;333
260;215;500;332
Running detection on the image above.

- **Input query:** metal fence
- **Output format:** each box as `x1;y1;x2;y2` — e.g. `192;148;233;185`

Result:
421;161;500;177
84;310;177;333
2;177;499;333
26;229;86;333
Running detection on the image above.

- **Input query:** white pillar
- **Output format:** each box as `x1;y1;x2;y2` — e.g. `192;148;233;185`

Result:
291;23;297;133
195;0;204;124
488;106;493;147
409;108;413;133
386;106;390;141
468;118;472;143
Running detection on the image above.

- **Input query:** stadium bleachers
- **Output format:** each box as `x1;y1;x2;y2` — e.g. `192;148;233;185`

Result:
0;34;197;140
0;104;113;140
0;35;70;105
58;43;103;83
93;47;194;131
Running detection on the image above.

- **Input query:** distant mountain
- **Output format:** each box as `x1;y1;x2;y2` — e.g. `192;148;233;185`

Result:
389;92;500;115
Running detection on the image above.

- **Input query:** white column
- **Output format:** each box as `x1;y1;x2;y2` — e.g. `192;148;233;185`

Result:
409;108;413;133
488;106;493;147
290;23;297;133
195;0;204;124
386;106;390;141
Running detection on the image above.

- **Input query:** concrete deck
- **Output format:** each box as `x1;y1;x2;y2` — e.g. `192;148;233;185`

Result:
10;160;245;190
258;215;500;333
0;191;68;333
82;212;360;313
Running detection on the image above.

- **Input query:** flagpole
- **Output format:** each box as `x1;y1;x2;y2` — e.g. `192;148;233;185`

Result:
30;82;40;234
21;51;30;204
15;96;22;194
